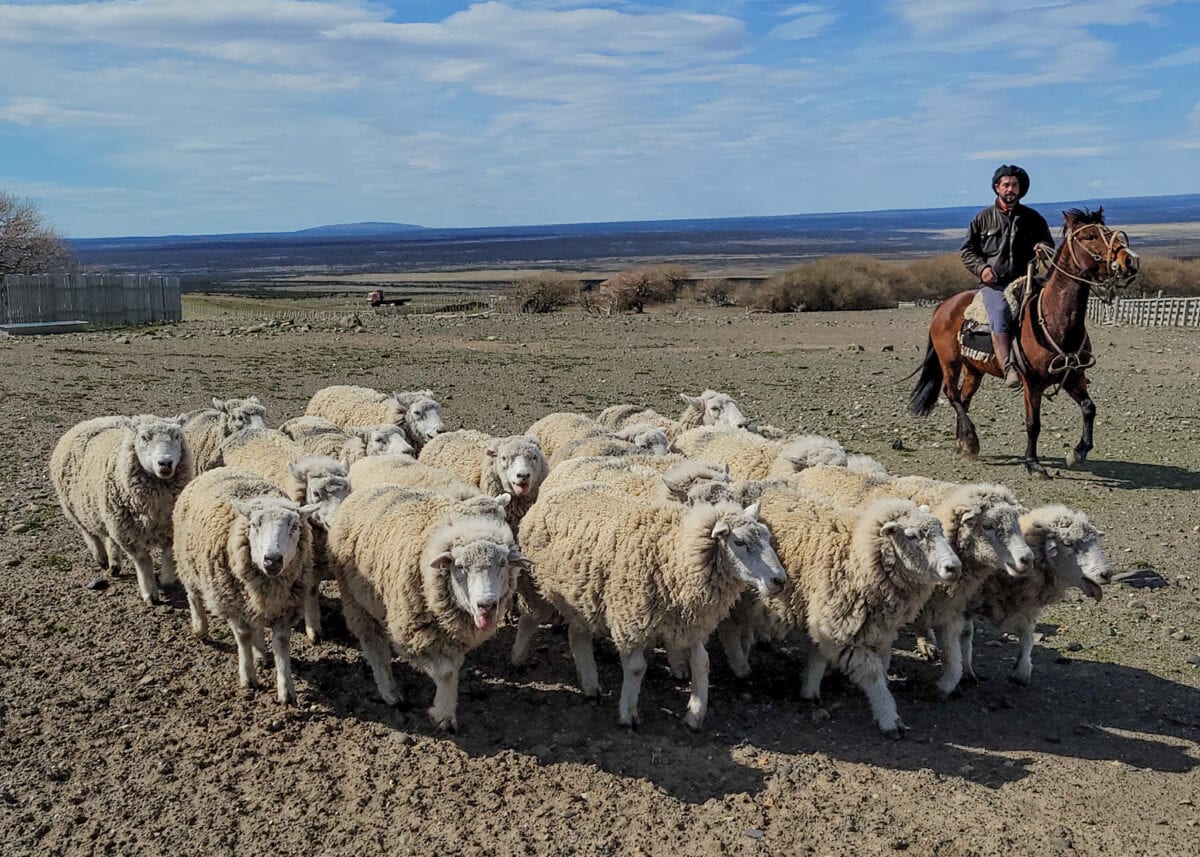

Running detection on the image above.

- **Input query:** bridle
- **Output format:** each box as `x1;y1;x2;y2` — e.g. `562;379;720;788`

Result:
1038;222;1138;305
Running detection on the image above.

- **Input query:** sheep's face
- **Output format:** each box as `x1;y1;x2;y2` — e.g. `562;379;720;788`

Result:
1040;515;1109;602
687;480;738;506
685;391;750;430
432;540;527;631
225;402;267;434
488;437;547;499
362;425;414;457
404;397;445;444
460;493;511;523
711;503;787;597
132;417;186;480
614;423;670;456
881;507;961;583
303;474;351;529
956;501;1034;578
233;498;316;577
780;436;848;471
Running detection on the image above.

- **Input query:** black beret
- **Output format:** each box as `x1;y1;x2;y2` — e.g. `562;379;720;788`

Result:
992;164;1030;198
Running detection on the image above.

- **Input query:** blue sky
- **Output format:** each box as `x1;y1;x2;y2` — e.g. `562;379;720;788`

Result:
1;0;1198;237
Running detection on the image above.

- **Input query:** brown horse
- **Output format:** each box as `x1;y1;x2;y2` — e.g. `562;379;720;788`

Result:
909;208;1139;478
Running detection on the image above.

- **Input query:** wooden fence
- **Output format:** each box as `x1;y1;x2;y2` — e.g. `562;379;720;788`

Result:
1087;295;1200;327
1;274;182;329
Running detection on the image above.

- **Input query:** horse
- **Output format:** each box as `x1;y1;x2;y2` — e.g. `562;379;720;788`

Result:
909;208;1139;479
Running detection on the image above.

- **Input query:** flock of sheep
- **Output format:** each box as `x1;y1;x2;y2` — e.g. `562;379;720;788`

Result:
48;384;1111;738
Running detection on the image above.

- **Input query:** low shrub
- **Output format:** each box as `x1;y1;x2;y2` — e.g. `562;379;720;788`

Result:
594;265;691;314
749;256;897;312
506;273;581;313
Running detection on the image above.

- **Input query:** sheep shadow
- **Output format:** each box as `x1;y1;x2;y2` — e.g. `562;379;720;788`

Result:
310;619;1199;803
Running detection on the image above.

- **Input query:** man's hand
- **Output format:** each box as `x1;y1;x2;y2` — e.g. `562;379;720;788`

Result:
981;266;997;285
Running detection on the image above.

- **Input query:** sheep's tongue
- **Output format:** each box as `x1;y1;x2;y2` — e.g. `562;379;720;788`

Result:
511;483;530;497
475;610;494;630
1081;579;1104;602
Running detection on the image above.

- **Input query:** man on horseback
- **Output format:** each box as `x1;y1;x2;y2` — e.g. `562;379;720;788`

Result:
960;164;1054;388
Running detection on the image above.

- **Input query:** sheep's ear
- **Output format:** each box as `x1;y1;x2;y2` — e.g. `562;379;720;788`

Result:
1044;538;1058;558
881;521;901;536
681;394;704;409
494;493;512;509
960;507;979;524
288;462;304;480
918;504;931;514
743;501;760;522
247;396;261;405
711;519;731;539
485;440;499;458
430;552;455;570
230;500;254;519
212;397;224;410
174;414;188;426
298;503;321;520
1094;528;1105;538
508;548;531;572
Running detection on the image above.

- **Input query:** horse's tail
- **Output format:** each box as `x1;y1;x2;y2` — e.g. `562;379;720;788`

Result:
909;337;942;417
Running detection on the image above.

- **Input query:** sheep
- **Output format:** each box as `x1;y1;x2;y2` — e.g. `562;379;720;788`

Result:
673;426;847;481
610;423;671;456
418;429;548;531
516;483;787;729
596;389;750;441
304;385;445;452
172;467;317;704
347;454;487;504
750;490;961;737
50;414;193;604
538;455;718;502
182;396;267;473
528;412;671;464
219;428;351;642
786;467;1034;696
550;434;659;467
280;415;414;465
959;504;1109;687
328;484;528;731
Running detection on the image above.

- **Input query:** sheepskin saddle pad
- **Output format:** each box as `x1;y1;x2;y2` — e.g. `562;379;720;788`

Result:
962;277;1027;329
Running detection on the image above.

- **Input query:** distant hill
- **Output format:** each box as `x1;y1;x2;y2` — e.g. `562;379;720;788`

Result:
68;193;1200;281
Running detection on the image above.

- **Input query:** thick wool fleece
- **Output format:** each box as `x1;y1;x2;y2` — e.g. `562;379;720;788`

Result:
348;454;479;500
305;385;403;431
280;415;368;464
528;412;612;463
172;467;312;628
518;483;747;652
329;485;518;661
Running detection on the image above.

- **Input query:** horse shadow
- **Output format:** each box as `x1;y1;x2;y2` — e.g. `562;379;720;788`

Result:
302;621;1200;805
976;454;1200;490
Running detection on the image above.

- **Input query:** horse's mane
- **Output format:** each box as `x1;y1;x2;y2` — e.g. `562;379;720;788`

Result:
1060;207;1106;237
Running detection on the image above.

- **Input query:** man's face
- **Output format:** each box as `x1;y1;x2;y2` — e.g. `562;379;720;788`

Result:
995;175;1021;206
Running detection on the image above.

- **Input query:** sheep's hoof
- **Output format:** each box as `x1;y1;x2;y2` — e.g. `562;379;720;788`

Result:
1008;672;1031;688
428;709;458;733
881;720;908;741
619;715;640;731
961;671;981;687
306;629;321;645
683;715;704;732
277;691;297;706
915;641;940;662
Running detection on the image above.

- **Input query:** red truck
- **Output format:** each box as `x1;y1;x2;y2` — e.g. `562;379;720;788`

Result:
366;290;411;309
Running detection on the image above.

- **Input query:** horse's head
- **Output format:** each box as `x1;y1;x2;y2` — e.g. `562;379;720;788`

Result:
1059;207;1139;300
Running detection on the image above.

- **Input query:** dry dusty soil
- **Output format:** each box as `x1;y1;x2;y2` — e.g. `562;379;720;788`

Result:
1;306;1198;857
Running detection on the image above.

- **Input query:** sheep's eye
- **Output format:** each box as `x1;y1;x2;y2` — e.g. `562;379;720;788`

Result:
733;538;746;547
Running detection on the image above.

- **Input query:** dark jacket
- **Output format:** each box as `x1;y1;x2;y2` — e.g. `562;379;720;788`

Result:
961;202;1053;286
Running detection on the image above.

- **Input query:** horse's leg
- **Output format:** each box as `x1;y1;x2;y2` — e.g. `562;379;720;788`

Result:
956;366;984;457
1063;374;1096;468
942;357;978;459
1023;382;1050;479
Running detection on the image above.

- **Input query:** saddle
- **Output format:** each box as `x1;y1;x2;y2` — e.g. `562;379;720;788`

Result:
959;275;1036;366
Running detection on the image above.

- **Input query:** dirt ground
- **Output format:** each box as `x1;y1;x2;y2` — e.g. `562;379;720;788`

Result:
1;306;1197;857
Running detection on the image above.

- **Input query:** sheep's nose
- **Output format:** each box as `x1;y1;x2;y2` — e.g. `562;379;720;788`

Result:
1015;548;1034;571
475;598;497;611
263;554;284;573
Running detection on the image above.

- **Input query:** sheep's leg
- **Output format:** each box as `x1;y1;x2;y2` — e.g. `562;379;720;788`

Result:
250;629;267;664
126;547;159;605
230;619;258;691
740;626;755;662
80;531;109;570
836;644;905;738
879;643;894;679
800;647;827;702
158;545;177;586
1010;616;1036;686
617;646;648;728
342;593;401;705
915;627;939;661
665;645;690;680
962;620;978;684
104;538;123;575
511;598;552;666
935;615;967;697
420;653;465;732
271;621;297;706
303;572;323;644
683;643;710;731
567;623;600;697
185;586;208;638
718;619;752;679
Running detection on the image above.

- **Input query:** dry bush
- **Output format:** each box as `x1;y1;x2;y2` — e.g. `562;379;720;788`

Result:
1127;255;1200;297
685;279;739;307
1;192;73;275
595;265;691;314
894;253;977;302
506;273;581;313
748;255;898;312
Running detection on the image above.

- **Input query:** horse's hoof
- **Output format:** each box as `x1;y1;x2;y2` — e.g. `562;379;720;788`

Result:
1026;463;1051;480
1066;450;1088;468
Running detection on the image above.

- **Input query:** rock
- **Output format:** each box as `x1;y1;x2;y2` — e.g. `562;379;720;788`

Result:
116;336;131;345
1066;642;1083;652
391;732;416;747
743;829;765;841
86;577;109;591
1051;832;1072;851
4;556;23;568
881;344;894;352
811;707;831;724
847;343;864;352
11;522;32;534
1113;568;1168;589
1185;654;1200;667
890;838;910;850
891;438;905;450
157;760;174;775
1171;630;1191;642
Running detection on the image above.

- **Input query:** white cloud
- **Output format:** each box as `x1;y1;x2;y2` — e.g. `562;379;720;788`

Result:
968;147;1107;160
0;97;133;127
770;4;836;41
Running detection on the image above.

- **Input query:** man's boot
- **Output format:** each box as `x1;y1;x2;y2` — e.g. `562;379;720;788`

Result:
991;332;1022;389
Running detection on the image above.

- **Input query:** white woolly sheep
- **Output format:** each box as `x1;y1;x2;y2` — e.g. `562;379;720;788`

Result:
173;467;318;704
528;412;671;464
280;415;413;465
419;429;548;531
50;414;193;604
610;423;671;456
220;428;351;642
347;453;494;505
538;455;716;503
787;468;1034;696
305;385;445;452
960;504;1109;686
750;490;961;737
550;434;660;467
329;485;528;731
596;389;750;441
516;483;786;729
673;427;847;481
182;396;267;474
